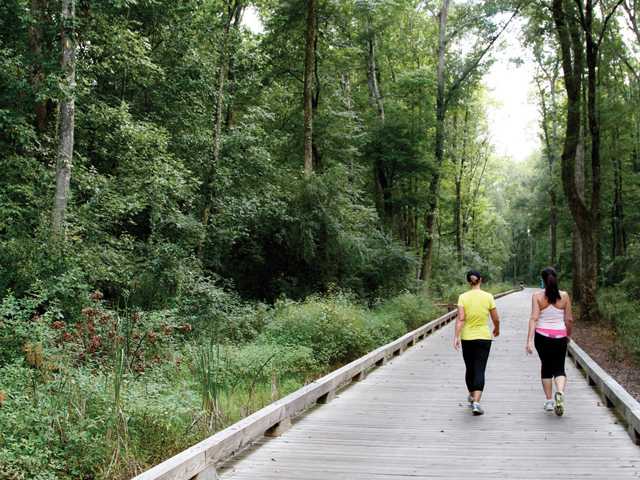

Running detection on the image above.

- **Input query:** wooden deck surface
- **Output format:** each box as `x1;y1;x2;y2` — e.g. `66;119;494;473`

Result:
219;289;640;479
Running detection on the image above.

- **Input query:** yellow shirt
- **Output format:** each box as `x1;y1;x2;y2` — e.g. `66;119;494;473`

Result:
457;289;496;340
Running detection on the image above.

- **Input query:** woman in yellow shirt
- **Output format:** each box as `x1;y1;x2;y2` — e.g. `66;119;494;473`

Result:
454;270;500;415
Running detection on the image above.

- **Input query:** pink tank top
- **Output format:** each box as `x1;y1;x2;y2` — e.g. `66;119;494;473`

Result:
536;304;567;338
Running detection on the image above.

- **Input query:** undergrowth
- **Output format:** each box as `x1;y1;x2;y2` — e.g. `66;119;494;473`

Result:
0;288;452;480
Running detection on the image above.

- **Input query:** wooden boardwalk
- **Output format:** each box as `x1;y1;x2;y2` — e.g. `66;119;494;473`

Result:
219;289;640;479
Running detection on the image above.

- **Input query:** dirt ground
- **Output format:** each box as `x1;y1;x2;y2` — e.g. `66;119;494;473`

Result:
571;320;640;401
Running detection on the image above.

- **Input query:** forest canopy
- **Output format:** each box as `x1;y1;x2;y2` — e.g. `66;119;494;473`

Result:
1;0;640;478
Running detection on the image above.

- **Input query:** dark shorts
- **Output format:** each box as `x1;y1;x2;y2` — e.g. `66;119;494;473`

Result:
534;332;568;379
461;339;492;392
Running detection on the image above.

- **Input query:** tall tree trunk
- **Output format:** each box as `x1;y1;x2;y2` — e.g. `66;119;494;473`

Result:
52;0;76;237
312;30;321;171
572;122;585;301
303;0;317;177
28;0;49;132
553;0;584;301
224;9;244;129
581;0;606;322
364;18;390;226
366;30;385;121
419;0;449;282
552;0;613;322
454;108;468;264
612;131;626;258
201;2;243;247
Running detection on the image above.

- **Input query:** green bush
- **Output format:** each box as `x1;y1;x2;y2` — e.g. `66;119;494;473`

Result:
374;292;444;332
365;311;407;347
176;276;266;343
260;295;374;368
0;292;59;365
226;343;319;385
0;364;111;480
599;288;640;359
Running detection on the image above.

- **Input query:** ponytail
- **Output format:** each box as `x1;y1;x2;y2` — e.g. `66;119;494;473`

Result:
541;267;561;304
466;270;482;286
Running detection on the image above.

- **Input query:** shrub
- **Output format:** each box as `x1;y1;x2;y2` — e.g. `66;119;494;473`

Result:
0;292;57;365
438;282;514;304
176;276;266;343
0;364;111;480
598;288;640;359
365;312;407;347
226;343;319;386
260;296;374;368
374;292;444;332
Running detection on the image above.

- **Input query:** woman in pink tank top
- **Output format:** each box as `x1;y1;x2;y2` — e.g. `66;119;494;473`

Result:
526;267;574;416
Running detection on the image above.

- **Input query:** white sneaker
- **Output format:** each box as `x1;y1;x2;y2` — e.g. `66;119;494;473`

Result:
543;400;554;412
471;402;484;416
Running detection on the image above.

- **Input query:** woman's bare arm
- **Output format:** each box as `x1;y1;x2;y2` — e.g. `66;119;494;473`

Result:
563;292;574;337
526;294;540;353
454;306;465;350
490;308;500;337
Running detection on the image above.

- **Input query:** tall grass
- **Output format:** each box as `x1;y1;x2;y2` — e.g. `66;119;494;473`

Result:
195;341;225;430
106;347;134;477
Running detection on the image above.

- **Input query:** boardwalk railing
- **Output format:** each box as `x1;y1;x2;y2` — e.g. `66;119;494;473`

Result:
132;288;521;480
568;340;640;445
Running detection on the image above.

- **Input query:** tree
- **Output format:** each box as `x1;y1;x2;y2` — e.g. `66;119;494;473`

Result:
533;51;561;267
419;1;518;282
201;0;245;247
551;0;624;321
303;0;317;176
52;0;76;237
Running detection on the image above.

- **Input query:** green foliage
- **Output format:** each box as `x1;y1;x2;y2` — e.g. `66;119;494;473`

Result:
598;288;640;360
6;0;638;476
176;275;267;343
437;281;515;304
0;289;448;480
261;295;374;367
0;292;56;365
216;170;416;301
374;292;443;332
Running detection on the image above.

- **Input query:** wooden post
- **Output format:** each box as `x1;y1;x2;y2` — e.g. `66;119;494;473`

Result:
193;466;218;480
317;391;336;404
265;417;292;437
352;371;366;382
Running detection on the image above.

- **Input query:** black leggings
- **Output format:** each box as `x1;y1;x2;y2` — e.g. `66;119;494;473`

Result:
461;340;492;392
534;332;568;379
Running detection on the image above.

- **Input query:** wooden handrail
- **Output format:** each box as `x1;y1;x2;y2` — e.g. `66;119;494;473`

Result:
132;288;522;480
568;340;640;445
